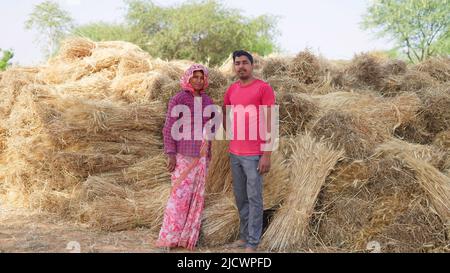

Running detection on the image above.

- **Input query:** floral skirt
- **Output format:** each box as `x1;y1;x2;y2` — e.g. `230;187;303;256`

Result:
156;153;208;250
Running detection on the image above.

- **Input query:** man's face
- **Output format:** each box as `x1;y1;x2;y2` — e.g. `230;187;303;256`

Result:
234;55;253;80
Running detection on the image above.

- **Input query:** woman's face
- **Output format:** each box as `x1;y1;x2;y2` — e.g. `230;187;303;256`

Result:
189;70;205;92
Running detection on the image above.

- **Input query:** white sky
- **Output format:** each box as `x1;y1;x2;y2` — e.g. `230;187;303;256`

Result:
1;0;394;66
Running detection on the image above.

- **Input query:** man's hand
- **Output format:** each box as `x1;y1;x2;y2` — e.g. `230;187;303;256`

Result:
167;154;176;172
258;153;271;175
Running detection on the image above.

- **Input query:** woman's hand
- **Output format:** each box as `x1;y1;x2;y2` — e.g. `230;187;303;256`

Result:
167;154;176;172
200;141;209;157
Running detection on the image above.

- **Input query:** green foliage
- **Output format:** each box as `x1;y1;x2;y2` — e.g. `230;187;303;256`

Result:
362;0;450;63
124;0;279;65
72;22;142;43
25;0;74;58
0;49;14;71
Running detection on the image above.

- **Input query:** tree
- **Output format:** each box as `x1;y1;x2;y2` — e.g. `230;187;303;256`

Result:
0;49;14;71
72;22;142;43
125;0;279;66
25;0;74;58
362;0;450;63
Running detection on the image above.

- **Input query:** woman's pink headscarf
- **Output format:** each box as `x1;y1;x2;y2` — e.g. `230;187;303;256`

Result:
180;64;209;93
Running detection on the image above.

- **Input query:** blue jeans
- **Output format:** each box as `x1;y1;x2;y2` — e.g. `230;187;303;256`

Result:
229;153;263;249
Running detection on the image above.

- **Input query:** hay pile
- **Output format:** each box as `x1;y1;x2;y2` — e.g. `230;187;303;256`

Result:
1;37;449;252
0;38;177;221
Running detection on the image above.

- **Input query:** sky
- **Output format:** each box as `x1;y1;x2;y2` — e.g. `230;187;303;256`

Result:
1;0;394;66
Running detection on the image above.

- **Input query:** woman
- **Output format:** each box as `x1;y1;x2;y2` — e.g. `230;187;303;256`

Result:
156;64;215;251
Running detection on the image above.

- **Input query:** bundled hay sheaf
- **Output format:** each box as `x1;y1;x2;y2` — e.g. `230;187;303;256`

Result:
288;50;322;84
262;57;290;79
261;133;344;252
59;37;95;61
345;53;384;88
278;92;318;136
315;150;448;252
415;56;450;83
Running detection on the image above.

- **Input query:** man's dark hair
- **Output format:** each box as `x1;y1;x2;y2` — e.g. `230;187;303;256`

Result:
232;50;254;64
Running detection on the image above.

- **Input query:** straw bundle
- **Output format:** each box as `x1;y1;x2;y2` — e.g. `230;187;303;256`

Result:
148;59;185;80
0;67;39;119
278;92;318;136
117;50;151;77
46;99;165;148
382;59;407;76
415;56;450;83
311;111;379;159
82;153;169;198
260;133;344;252
262;57;290;79
37;56;96;84
433;130;450;150
345;53;384;88
401;70;438;91
261;146;291;210
266;76;306;94
205;140;232;194
418;87;450;136
201;194;240;246
53;73;111;99
87;183;171;232
208;68;228;90
58;37;95;61
111;72;172;103
376;138;447;168
375;140;450;223
83;48;121;73
289;50;322;84
316;154;447;252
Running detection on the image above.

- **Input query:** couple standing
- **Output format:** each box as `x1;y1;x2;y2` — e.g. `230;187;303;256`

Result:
156;50;276;253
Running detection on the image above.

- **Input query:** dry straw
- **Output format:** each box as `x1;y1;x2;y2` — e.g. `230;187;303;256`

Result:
261;133;344;252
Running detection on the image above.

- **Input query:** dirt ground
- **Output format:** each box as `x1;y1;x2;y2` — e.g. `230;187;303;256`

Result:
0;204;241;253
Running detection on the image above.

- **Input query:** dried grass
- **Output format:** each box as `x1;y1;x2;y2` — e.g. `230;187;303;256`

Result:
261;133;344;252
288;50;323;84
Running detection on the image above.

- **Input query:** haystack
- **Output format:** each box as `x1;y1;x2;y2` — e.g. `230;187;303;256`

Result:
260;133;344;252
1;84;164;215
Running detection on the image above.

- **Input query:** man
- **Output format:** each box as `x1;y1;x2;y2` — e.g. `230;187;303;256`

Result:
223;50;276;252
